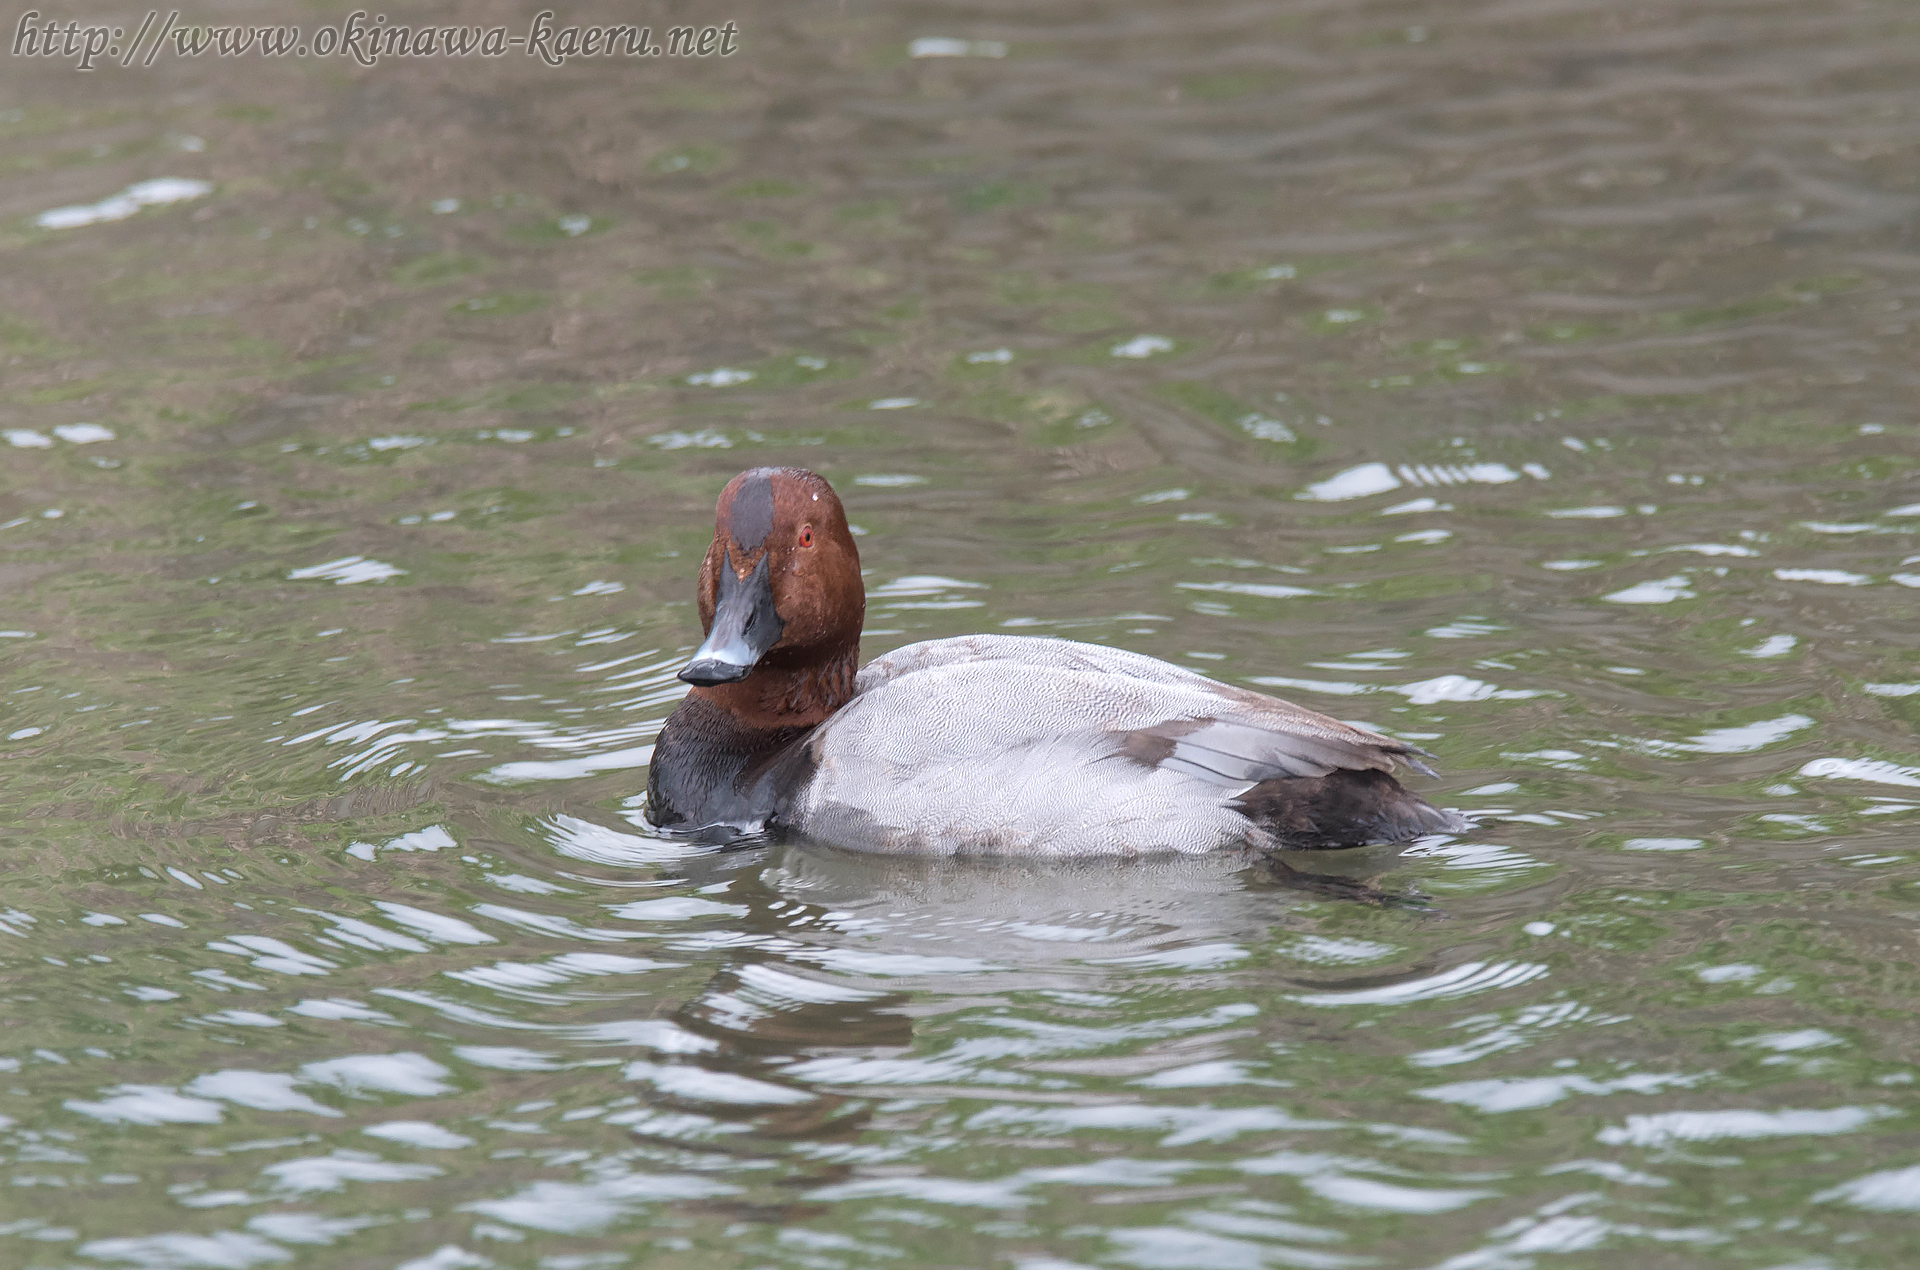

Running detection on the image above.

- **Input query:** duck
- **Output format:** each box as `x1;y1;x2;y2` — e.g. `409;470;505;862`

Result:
645;466;1467;856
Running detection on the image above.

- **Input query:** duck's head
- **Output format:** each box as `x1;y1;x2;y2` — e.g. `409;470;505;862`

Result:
679;467;864;689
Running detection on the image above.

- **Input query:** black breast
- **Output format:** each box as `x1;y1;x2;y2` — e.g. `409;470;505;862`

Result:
645;696;817;834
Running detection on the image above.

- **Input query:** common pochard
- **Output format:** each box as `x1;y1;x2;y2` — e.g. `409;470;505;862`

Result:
646;466;1466;856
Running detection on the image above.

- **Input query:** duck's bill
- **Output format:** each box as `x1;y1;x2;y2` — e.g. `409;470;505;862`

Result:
678;553;784;686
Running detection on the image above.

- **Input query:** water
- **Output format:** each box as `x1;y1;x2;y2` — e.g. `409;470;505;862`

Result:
3;0;1919;1265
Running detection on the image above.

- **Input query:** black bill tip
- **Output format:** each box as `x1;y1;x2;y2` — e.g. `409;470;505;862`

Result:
678;657;754;687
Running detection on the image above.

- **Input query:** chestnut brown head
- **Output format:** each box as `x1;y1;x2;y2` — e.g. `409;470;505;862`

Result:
679;467;864;687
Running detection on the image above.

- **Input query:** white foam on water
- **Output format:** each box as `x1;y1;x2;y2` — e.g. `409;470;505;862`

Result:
1774;568;1872;586
608;897;748;921
475;744;655;785
1682;714;1813;754
297;1052;455;1097
647;429;732;449
54;423;115;443
460;1172;739;1235
622;1061;814;1105
1178;580;1317;600
1298;462;1401;501
245;1213;384;1245
685;367;753;386
1302;1174;1496;1213
1735;1028;1842;1053
1111;334;1174;358
287;556;407;585
364;1120;474;1149
64;1085;224;1125
1598;1105;1893;1146
372;901;495;945
1797;757;1920;787
1417;1071;1699;1113
1604;575;1694;604
287;998;397;1023
78;1232;288;1268
261;1149;444;1194
452;1045;563;1071
909;37;1007;58
1799;757;1920;788
36;177;212;229
1816;1164;1920;1212
1742;634;1796;658
1622;838;1705;852
1292;961;1548;1007
186;1070;341;1116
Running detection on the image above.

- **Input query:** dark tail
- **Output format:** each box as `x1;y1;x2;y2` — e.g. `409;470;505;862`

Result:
1234;768;1467;850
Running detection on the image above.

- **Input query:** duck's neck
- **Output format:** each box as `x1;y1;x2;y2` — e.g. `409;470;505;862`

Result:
688;642;859;731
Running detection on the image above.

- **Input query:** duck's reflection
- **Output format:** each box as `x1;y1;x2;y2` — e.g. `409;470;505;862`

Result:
664;840;1421;1058
526;813;1463;1229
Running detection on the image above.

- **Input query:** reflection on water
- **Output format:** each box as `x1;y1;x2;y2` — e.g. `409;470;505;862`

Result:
4;0;1920;1264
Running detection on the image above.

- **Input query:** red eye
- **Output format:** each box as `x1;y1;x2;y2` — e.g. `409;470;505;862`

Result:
799;525;814;548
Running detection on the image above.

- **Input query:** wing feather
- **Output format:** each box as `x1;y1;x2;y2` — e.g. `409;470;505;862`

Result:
849;635;1432;788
